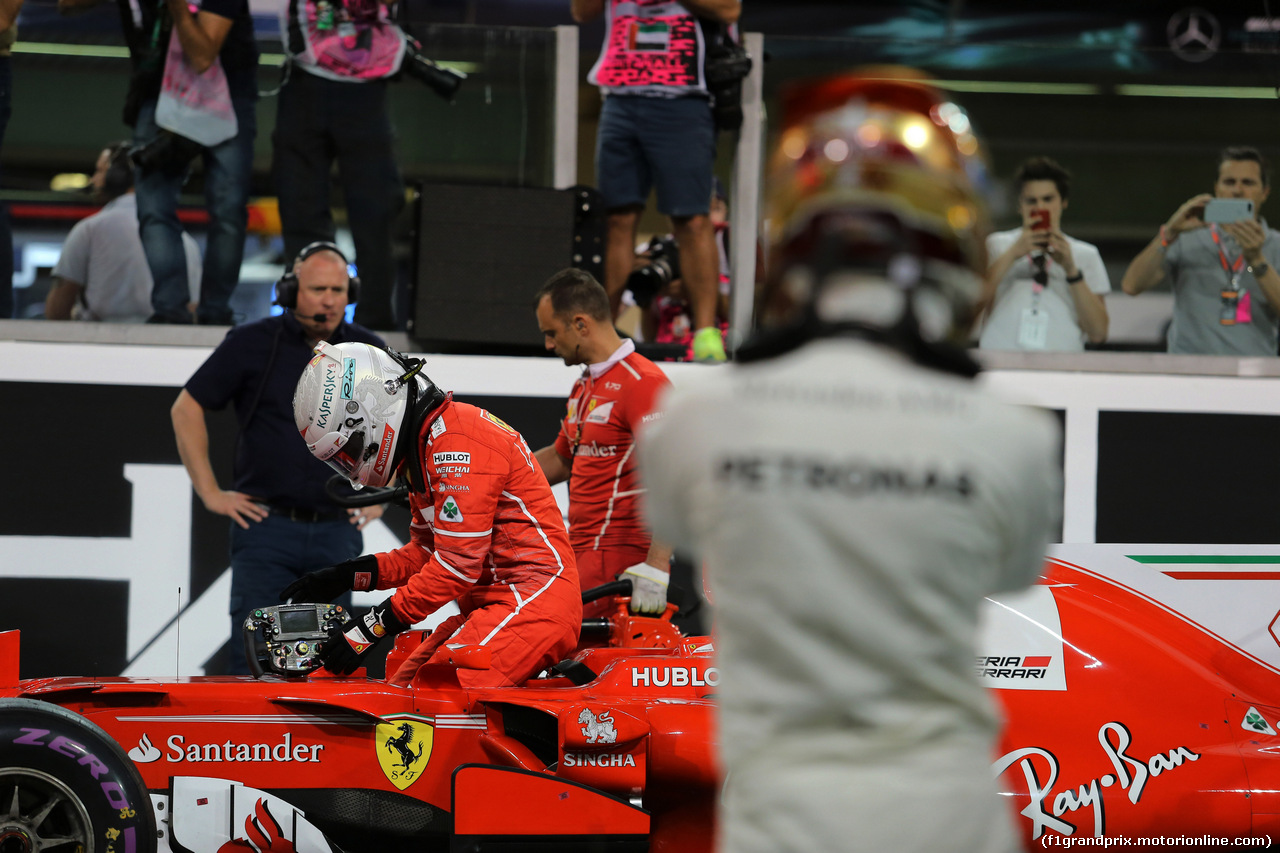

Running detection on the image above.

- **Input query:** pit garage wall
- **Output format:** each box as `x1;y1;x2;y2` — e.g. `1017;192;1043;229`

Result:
3;338;1280;678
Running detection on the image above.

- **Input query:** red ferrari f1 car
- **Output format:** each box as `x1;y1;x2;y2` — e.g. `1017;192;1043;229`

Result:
0;584;717;853
5;548;1280;852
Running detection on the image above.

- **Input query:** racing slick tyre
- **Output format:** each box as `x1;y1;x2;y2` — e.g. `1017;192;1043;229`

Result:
0;698;156;853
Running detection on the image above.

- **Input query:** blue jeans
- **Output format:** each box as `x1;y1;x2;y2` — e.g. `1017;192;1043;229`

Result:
134;95;257;323
227;514;361;675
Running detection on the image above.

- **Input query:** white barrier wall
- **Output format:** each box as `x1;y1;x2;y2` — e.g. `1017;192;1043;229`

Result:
3;330;1279;676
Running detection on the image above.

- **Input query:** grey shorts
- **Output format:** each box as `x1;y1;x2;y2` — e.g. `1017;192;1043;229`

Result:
596;94;716;217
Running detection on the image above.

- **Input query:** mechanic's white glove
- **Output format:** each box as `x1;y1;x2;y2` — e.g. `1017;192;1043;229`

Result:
621;562;670;615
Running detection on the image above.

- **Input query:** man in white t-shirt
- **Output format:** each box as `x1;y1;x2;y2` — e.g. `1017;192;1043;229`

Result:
46;142;201;323
979;156;1109;351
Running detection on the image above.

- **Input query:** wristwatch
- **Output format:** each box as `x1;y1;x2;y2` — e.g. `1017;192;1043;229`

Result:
1065;271;1085;284
1248;261;1271;278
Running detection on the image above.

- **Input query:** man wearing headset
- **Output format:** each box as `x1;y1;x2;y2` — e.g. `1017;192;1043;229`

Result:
46;142;201;323
170;242;386;673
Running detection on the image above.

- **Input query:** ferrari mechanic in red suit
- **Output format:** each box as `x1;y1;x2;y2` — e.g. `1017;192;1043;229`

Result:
283;341;582;687
532;268;673;618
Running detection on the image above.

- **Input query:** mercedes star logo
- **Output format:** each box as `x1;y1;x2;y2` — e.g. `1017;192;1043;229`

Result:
1168;7;1221;63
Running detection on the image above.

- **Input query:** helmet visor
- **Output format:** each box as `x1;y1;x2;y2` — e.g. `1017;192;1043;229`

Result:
308;428;368;485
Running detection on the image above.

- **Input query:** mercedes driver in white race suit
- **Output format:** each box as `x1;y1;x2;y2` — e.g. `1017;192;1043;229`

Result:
639;70;1063;853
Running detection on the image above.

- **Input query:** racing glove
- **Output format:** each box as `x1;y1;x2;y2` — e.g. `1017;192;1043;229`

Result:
280;555;379;603
621;562;670;615
319;599;410;676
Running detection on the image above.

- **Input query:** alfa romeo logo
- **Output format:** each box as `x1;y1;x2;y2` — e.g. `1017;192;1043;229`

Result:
1167;7;1221;63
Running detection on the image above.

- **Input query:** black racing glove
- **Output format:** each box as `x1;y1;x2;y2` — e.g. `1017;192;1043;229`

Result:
280;555;379;603
319;599;410;676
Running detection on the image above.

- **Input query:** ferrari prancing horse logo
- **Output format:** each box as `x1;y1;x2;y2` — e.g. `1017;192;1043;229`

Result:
376;715;433;790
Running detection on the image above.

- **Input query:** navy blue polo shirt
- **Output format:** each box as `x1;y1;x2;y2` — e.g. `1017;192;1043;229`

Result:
185;312;386;512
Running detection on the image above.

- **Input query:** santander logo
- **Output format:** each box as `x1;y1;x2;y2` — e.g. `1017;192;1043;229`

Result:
128;734;161;763
217;798;296;853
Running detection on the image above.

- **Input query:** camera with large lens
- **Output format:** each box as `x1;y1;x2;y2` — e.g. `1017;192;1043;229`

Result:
626;235;681;310
130;130;203;175
703;27;752;132
400;36;466;101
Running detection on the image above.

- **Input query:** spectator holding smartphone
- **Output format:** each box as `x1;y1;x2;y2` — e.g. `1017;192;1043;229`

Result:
1122;146;1280;355
978;156;1109;351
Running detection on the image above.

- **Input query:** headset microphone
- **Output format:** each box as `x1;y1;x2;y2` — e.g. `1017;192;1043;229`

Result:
274;242;362;309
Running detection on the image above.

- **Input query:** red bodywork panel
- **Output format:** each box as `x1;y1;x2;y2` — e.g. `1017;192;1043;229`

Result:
452;764;650;836
992;558;1267;846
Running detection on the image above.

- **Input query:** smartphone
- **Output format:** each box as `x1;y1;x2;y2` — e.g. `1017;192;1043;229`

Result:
1030;209;1051;231
1204;198;1254;223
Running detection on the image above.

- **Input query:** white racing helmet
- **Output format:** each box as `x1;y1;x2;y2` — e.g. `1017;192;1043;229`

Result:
294;341;422;490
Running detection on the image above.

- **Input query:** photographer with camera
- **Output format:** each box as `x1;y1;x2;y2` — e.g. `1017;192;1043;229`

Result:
1122;146;1280;355
132;0;257;324
58;0;255;327
59;0;253;329
571;0;742;363
632;233;728;359
634;180;733;356
274;0;462;331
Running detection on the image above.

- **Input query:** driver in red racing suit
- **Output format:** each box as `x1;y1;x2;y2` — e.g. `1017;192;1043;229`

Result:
285;341;581;688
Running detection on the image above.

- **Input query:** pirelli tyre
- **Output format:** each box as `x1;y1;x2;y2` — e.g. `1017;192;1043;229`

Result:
0;698;156;853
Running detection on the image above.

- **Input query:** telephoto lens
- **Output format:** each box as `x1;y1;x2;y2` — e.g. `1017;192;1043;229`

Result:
129;131;202;174
401;43;466;101
625;236;681;309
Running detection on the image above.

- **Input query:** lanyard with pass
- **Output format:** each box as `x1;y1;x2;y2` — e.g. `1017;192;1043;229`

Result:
564;372;596;457
1210;224;1251;325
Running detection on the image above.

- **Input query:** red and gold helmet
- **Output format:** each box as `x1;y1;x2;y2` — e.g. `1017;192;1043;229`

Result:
763;67;993;339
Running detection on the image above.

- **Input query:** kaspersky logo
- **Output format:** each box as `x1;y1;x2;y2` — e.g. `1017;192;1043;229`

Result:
376;715;433;790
